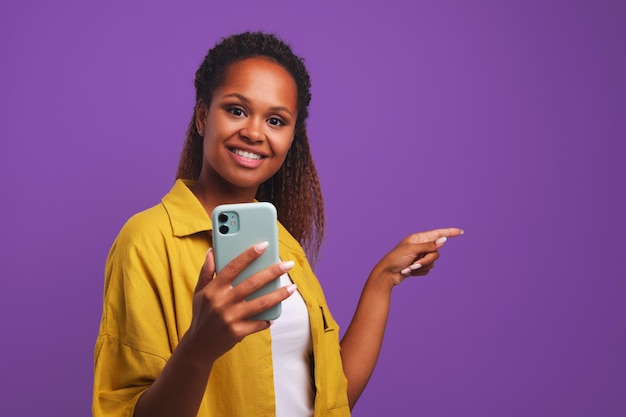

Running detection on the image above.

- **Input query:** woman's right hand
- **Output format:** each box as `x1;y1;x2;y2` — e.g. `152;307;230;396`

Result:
186;242;296;362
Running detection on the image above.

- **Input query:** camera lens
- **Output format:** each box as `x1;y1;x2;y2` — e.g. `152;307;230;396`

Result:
218;213;229;223
219;225;229;234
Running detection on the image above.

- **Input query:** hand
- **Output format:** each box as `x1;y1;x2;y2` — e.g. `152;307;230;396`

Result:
374;228;463;287
187;242;296;361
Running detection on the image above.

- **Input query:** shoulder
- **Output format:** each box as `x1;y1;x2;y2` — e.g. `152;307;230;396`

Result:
105;202;174;287
115;179;208;246
115;203;171;247
106;202;176;272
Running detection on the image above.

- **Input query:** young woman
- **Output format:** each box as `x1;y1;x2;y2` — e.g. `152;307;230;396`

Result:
93;32;462;417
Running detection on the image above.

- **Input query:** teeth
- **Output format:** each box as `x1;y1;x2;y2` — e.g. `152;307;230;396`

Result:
233;149;262;160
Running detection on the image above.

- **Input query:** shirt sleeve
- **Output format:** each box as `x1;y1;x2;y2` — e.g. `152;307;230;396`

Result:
93;218;173;417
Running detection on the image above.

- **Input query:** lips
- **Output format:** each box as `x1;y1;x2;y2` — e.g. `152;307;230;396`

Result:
227;147;267;169
230;148;264;160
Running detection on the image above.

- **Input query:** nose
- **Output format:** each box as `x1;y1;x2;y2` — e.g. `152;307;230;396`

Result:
240;117;265;143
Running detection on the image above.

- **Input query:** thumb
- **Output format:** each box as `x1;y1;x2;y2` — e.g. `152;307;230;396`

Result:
195;248;215;294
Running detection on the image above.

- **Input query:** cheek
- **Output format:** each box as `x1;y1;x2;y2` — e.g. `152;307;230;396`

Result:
203;121;230;152
275;142;294;166
276;130;296;154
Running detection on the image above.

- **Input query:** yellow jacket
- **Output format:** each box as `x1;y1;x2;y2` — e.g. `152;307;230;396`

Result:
93;180;350;417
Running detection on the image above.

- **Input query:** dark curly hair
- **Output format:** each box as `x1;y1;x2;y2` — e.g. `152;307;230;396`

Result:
176;32;325;263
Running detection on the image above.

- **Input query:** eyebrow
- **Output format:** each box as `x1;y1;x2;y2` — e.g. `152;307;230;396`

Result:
221;93;294;118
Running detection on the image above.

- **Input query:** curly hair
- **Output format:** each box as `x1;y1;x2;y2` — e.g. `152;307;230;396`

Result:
176;32;325;263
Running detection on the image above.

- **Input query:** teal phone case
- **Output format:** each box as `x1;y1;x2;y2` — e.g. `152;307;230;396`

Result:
211;202;281;321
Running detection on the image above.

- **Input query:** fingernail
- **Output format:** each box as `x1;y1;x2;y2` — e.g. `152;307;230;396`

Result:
254;241;270;252
400;268;411;275
286;284;297;295
435;237;447;246
459;229;465;235
410;263;422;270
280;260;295;272
268;320;275;326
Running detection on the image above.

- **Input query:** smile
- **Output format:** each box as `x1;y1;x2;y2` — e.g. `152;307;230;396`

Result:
230;148;264;160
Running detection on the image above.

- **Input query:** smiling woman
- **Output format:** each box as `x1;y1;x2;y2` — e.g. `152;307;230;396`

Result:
92;31;462;417
192;57;298;206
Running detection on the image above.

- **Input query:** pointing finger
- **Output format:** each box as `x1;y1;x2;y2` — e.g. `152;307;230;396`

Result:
405;227;464;244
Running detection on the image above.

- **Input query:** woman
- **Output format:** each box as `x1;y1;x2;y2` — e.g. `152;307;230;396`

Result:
93;32;462;417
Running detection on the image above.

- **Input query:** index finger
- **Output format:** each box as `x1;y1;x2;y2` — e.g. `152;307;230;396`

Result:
216;241;271;285
405;228;464;244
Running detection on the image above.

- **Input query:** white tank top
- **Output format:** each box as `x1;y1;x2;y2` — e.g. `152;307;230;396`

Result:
270;273;315;417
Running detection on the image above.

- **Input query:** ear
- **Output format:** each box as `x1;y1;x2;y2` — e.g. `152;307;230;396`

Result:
195;99;208;136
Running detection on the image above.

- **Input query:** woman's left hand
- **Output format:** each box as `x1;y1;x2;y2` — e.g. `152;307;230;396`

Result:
373;227;463;287
341;227;463;407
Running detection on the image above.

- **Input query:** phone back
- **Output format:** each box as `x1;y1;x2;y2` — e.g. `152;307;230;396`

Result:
211;202;281;320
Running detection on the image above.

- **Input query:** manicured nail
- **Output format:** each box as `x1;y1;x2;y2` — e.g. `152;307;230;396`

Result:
400;268;411;275
435;237;447;246
280;260;295;272
268;320;275;326
410;263;422;270
459;229;465;235
286;284;297;295
254;241;270;252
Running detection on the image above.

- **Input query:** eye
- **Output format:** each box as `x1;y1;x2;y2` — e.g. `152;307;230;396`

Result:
268;117;285;126
228;107;246;117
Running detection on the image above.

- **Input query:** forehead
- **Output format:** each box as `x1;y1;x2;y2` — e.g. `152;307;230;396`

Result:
216;57;298;107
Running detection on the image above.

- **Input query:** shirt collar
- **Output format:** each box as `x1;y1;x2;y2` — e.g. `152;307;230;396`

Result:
161;179;213;237
161;180;306;258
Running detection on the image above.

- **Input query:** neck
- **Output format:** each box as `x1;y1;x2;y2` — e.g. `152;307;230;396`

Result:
191;176;258;216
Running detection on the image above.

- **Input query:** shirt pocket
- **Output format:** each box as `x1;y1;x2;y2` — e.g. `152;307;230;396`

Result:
318;305;350;411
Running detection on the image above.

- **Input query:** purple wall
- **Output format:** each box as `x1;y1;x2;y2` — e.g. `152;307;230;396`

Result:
1;0;624;416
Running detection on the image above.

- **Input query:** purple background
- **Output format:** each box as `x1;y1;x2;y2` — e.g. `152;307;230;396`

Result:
1;0;624;416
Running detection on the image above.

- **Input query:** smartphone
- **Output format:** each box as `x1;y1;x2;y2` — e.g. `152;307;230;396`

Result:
211;202;282;321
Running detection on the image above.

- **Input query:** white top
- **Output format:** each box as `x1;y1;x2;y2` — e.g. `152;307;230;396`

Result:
270;273;315;417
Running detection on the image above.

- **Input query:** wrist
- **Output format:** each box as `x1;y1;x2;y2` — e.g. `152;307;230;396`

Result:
177;330;217;372
366;264;396;294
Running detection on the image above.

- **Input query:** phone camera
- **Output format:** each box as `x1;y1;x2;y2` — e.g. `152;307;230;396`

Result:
218;213;229;223
219;225;229;234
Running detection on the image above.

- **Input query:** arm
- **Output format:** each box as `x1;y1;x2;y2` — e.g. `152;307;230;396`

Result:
340;228;463;408
134;244;296;417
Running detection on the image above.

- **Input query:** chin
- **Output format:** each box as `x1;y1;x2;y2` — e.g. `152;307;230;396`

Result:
229;175;273;190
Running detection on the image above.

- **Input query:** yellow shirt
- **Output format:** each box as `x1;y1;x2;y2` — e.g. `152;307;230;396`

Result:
93;180;350;417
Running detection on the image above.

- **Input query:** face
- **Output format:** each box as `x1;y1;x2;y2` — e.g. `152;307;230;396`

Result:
196;57;298;196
